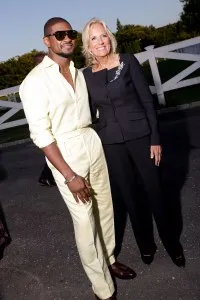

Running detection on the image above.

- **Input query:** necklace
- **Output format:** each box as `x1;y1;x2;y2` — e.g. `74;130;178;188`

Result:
98;54;120;71
98;54;114;70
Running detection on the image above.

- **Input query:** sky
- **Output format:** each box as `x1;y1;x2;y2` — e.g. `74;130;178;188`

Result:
0;0;183;62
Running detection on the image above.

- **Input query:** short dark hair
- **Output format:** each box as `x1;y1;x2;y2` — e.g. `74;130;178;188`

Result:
44;17;70;36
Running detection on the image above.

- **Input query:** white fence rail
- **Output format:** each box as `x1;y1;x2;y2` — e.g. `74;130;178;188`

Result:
0;100;26;130
0;36;200;131
0;85;25;130
135;36;200;105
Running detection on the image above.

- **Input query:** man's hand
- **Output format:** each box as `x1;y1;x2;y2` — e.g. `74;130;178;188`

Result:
67;175;91;203
150;145;162;166
41;143;91;203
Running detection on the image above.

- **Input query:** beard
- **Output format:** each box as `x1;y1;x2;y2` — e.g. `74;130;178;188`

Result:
56;51;74;58
56;43;75;58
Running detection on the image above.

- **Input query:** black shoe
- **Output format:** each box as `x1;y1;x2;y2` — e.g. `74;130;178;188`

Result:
141;245;157;265
109;261;137;280
38;177;56;187
171;253;185;267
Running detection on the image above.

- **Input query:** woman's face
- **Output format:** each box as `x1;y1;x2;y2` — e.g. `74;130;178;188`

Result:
88;23;111;58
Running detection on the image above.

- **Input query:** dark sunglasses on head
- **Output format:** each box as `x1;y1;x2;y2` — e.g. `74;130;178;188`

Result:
45;30;78;41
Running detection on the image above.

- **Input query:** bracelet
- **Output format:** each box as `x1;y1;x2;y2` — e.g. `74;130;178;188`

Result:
64;174;76;184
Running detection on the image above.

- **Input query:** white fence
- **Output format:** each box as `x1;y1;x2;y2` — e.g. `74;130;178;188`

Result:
0;36;200;131
0;85;26;130
135;36;200;105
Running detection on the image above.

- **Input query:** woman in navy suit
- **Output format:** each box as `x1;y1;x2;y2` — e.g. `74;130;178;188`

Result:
82;18;185;267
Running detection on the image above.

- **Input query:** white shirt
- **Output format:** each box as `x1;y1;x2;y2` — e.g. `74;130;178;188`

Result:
19;56;92;148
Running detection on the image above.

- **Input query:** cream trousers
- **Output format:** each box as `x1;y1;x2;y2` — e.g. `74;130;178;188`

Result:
47;127;115;299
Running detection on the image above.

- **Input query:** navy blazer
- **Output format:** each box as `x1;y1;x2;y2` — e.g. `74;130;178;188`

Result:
83;53;160;145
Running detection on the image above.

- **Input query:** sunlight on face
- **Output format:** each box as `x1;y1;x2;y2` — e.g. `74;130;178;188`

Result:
89;23;111;58
44;21;76;59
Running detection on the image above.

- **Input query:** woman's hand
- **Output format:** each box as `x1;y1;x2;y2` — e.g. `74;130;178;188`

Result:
150;145;162;166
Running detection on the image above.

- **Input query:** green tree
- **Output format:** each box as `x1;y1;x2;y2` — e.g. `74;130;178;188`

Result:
116;24;157;53
152;23;189;47
0;50;44;89
116;18;123;31
180;0;200;34
73;33;85;69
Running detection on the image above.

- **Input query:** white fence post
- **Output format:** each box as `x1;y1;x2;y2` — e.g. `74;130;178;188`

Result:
144;45;166;106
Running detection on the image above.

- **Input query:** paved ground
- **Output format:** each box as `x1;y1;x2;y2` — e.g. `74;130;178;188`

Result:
0;108;200;300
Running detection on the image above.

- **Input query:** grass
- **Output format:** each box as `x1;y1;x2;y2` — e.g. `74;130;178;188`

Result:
0;59;200;144
143;59;200;107
164;84;200;107
0;110;29;144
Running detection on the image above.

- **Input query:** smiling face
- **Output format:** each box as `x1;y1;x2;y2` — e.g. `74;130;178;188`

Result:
43;21;76;60
88;23;111;59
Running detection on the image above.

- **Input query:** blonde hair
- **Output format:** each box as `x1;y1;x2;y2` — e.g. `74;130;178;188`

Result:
82;18;118;67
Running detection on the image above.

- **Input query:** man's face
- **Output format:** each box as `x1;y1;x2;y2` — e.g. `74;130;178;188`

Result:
43;21;76;58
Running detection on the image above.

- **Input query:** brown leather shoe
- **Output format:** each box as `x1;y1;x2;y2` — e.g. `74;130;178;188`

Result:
109;261;136;280
95;294;117;299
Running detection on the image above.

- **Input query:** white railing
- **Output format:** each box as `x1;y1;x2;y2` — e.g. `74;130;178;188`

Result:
135;36;200;105
0;85;26;130
0;36;200;130
0;85;20;98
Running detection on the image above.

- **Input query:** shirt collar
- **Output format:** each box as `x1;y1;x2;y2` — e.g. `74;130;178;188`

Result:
42;55;75;70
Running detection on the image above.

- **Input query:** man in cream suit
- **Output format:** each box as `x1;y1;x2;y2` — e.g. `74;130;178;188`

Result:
19;17;135;300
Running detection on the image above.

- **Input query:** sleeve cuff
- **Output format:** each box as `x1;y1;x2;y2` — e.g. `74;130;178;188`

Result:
30;132;55;148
